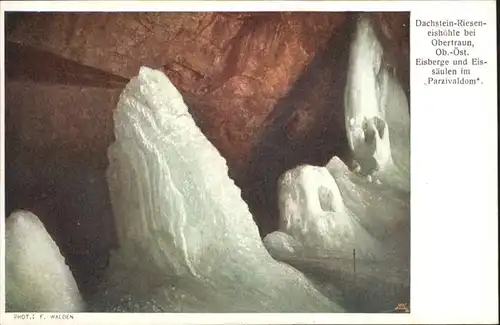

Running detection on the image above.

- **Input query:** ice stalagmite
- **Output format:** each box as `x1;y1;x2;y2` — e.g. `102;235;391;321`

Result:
95;66;343;312
5;211;85;312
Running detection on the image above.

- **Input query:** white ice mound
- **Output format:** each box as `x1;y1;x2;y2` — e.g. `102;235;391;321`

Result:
100;66;343;312
325;156;410;257
264;165;382;261
263;158;409;312
344;16;410;190
5;211;85;312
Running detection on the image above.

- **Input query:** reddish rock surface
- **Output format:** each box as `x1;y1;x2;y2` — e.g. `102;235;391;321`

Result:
4;12;409;295
6;12;351;174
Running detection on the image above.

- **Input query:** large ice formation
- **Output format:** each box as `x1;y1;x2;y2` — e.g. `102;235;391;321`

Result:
263;16;410;312
264;164;384;261
5;211;85;312
344;15;410;191
89;66;343;312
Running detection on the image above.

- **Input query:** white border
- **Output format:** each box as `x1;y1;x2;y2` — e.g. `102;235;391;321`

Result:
2;1;420;12
1;1;498;324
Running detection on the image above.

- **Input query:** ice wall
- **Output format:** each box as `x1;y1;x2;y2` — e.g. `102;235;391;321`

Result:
93;66;344;312
5;211;85;312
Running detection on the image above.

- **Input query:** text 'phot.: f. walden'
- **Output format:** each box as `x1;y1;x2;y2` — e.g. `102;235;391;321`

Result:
12;313;76;320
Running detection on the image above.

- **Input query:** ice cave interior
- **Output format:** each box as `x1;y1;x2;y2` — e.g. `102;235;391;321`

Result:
4;12;410;313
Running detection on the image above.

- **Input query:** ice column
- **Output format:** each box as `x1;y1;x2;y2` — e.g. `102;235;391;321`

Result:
344;16;410;190
263;16;411;310
265;15;410;263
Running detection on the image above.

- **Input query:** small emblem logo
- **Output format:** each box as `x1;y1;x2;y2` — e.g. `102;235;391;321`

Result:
394;302;410;312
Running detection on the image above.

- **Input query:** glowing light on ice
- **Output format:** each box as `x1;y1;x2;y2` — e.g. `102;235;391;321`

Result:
344;16;410;190
265;15;410;263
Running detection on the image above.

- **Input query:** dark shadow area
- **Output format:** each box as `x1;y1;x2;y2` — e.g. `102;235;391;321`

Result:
284;256;410;313
5;160;117;300
240;13;357;237
4;32;121;297
370;12;410;108
6;41;130;89
4;11;26;35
